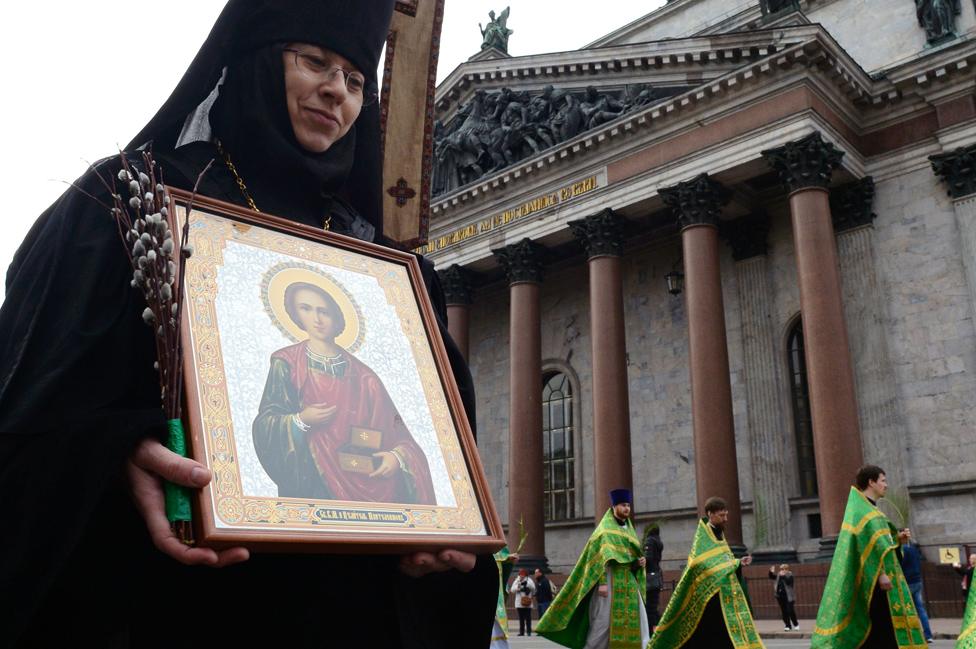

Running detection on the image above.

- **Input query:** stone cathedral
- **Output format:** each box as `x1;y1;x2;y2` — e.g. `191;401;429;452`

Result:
424;0;976;578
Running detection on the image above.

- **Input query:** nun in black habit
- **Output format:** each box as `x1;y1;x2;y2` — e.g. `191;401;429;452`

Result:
0;2;496;647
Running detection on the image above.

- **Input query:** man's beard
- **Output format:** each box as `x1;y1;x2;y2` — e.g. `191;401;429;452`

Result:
710;520;725;532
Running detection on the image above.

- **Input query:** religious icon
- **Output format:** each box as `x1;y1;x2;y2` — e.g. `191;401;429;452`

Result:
252;269;436;505
169;189;503;553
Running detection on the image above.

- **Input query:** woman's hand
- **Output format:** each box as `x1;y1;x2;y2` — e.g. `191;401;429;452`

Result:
399;549;477;577
299;403;337;426
369;451;400;478
126;438;249;567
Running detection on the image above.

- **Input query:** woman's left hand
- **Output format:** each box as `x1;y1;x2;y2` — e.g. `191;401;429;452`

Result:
369;451;400;478
399;549;477;577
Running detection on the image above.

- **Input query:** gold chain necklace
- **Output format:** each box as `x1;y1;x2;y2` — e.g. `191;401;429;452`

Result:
215;139;331;231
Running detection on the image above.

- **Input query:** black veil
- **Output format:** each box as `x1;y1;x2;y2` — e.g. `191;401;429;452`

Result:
127;0;395;233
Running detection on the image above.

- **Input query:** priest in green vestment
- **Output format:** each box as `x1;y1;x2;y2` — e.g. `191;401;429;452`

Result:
648;496;762;649
536;489;649;649
959;583;976;648
812;465;927;649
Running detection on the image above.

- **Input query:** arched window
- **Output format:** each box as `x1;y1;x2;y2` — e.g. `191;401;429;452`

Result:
787;318;818;497
543;372;575;521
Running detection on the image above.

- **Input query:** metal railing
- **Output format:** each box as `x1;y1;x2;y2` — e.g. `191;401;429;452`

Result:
654;564;966;620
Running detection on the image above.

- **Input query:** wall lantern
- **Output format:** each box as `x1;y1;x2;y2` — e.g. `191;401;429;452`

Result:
665;259;684;296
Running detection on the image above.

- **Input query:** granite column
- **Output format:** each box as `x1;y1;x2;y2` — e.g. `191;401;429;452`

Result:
493;239;547;568
570;209;633;518
661;174;743;547
438;265;474;362
763;132;864;542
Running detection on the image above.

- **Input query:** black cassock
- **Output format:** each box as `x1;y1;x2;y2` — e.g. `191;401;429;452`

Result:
0;142;495;649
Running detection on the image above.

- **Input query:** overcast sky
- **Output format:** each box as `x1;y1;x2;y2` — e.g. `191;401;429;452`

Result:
0;2;662;302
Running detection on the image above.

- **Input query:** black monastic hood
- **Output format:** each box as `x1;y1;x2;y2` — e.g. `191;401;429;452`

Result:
127;0;396;233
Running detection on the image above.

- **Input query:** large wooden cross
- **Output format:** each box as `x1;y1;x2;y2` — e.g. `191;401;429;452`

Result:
380;0;445;248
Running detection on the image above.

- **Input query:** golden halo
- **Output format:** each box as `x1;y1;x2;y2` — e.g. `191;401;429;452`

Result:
261;262;364;352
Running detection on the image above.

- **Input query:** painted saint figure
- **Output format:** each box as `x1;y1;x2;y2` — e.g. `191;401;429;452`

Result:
252;280;436;504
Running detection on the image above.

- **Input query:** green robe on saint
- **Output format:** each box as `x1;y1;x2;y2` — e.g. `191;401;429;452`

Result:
536;508;647;649
957;583;976;648
812;487;926;649
648;518;762;649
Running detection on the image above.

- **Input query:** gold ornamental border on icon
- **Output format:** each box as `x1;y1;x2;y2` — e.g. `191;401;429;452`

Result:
260;261;365;353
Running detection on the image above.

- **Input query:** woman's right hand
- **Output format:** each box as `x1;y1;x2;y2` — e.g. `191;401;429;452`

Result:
299;403;337;426
126;438;249;567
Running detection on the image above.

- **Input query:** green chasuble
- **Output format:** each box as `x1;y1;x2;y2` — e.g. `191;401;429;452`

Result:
957;583;976;648
812;487;926;649
536;509;646;649
648;519;762;649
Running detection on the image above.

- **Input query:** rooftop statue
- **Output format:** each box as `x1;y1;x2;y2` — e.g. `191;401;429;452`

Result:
916;0;960;44
480;7;513;53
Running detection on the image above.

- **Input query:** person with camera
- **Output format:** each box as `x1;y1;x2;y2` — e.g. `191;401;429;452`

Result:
510;568;537;636
768;563;799;631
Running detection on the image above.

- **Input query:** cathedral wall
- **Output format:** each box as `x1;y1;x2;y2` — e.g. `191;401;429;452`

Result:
807;0;976;73
595;0;756;46
870;164;976;488
596;0;976;75
468;283;511;524
468;157;976;565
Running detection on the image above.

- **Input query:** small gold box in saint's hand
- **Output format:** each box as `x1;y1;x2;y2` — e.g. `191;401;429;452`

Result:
337;427;384;473
349;426;383;450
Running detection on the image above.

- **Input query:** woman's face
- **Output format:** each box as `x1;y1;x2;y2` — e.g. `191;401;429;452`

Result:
283;43;364;153
293;288;337;342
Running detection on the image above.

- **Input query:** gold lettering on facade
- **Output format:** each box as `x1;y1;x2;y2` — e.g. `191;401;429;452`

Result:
415;176;600;254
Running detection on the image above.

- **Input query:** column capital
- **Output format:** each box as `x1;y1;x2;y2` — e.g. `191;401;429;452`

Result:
930;143;976;199
569;208;626;259
437;265;475;306
830;176;876;233
761;131;844;192
721;212;770;261
659;173;731;229
493;238;546;284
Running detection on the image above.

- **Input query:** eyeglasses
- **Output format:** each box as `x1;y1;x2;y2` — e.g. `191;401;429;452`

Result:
284;48;378;106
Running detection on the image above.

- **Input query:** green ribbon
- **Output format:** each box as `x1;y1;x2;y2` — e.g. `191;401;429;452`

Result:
164;418;192;523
